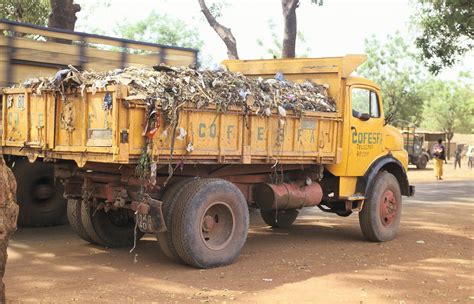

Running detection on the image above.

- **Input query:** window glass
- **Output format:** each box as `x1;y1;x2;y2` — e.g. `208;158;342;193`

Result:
370;91;380;118
352;88;370;116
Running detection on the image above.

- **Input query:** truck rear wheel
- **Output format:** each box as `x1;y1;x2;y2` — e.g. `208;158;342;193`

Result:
416;155;428;169
67;198;95;243
157;178;195;262
171;179;249;268
81;201;143;248
359;171;402;242
13;160;67;227
260;209;299;228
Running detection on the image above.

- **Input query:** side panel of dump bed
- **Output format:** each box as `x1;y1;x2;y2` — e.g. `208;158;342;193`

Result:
1;86;340;166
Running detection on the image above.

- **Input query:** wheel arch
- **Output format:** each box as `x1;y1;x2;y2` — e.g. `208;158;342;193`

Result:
356;155;411;197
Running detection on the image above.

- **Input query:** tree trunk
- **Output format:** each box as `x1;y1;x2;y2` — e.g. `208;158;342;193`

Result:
281;0;299;58
0;156;19;302
48;0;81;43
446;130;454;161
48;0;81;30
198;0;239;60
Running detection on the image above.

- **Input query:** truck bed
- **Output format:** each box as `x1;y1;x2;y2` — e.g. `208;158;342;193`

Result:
2;55;369;168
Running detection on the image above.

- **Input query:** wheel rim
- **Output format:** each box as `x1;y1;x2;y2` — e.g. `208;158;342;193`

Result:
200;202;235;251
379;190;398;226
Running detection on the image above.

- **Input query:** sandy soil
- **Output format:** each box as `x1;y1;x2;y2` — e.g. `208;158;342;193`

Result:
4;165;474;303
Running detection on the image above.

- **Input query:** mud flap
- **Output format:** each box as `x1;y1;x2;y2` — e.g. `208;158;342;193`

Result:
135;196;167;233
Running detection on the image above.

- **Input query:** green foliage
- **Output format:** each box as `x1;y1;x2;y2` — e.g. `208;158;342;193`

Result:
414;0;474;74
421;76;474;136
115;11;203;50
0;0;50;25
256;19;312;58
358;33;427;126
207;0;230;20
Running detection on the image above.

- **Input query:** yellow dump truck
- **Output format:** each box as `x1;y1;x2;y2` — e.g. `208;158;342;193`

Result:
1;54;414;268
0;19;197;226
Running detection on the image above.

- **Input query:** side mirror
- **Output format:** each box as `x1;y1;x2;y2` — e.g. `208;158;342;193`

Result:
352;109;370;121
358;113;370;121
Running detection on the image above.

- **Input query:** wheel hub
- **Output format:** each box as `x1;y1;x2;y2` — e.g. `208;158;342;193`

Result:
200;202;235;251
380;190;398;226
202;215;215;232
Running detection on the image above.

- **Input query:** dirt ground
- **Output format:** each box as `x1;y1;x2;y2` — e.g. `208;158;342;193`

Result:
5;161;474;303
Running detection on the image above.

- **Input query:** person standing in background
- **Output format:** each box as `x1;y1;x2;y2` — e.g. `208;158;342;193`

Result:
432;139;446;180
454;146;462;169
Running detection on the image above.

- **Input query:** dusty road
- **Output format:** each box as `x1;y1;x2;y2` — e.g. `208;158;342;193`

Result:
5;164;474;303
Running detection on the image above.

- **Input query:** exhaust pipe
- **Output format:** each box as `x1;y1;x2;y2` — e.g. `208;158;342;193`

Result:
254;182;323;211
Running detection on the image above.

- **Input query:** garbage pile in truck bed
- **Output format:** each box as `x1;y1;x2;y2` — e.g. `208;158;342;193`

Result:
20;65;337;122
17;65;338;182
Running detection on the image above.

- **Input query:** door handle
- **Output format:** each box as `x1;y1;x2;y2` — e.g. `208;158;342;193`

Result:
351;126;357;133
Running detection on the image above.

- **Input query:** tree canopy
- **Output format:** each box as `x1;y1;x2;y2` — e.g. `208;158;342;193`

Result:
421;75;474;137
358;33;427;126
115;11;204;50
0;0;50;25
414;0;474;74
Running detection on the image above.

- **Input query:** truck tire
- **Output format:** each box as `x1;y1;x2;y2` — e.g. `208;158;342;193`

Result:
171;178;249;268
416;155;428;169
260;209;298;228
88;204;143;248
359;171;402;242
157;178;195;262
80;201;107;245
67;199;95;243
13;160;67;227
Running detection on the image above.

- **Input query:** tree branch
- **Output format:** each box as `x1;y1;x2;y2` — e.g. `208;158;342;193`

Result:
198;0;239;59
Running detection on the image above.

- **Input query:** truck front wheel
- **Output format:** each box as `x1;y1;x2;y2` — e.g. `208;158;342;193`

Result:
171;179;249;268
359;171;402;242
260;209;299;228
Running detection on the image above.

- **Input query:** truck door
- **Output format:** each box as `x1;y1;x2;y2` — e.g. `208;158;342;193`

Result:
346;85;384;176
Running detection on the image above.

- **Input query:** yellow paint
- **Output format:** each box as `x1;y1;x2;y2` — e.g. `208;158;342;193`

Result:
339;176;358;197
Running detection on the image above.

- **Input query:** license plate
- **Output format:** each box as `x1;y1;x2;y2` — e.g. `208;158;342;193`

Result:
136;198;166;233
